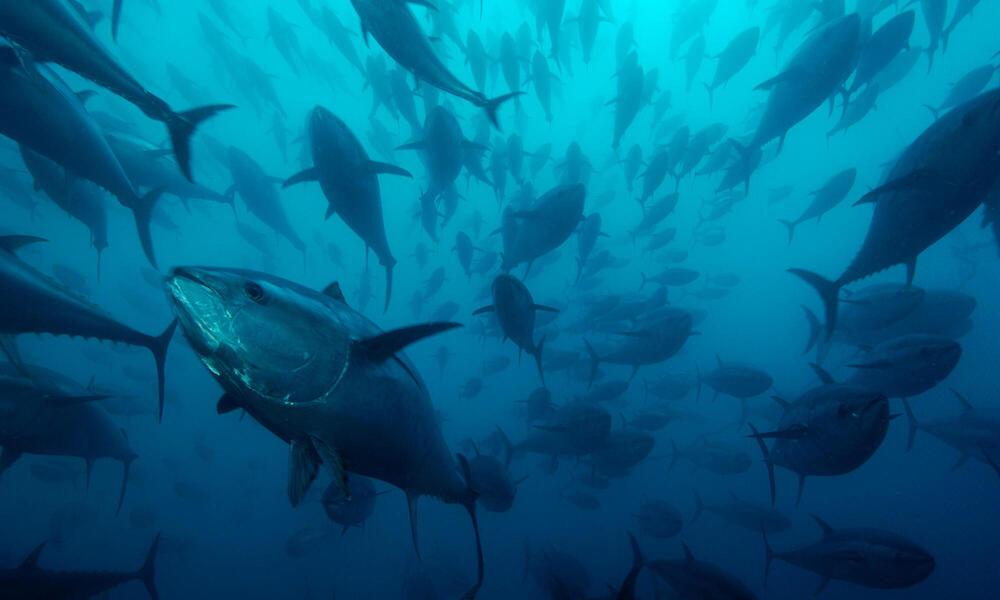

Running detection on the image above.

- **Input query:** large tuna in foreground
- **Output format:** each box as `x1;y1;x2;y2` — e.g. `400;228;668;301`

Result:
166;267;485;598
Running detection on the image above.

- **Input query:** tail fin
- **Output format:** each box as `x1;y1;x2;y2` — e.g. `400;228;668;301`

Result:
923;104;940;121
144;319;178;423
778;219;796;244
692;490;703;522
533;337;547;388
137;533;160;600
166;105;236;181
129;187;166;270
456;454;485;600
482;92;522;129
787;269;840;338
583;339;600;390
702;82;715;111
801;305;821;355
639;273;647;291
747;422;776;505
762;531;774;588
902;399;918;452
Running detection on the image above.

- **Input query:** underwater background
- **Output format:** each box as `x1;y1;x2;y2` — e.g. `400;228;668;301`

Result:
1;0;1000;598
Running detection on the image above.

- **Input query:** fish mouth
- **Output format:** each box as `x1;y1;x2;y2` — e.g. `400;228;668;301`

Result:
165;268;231;356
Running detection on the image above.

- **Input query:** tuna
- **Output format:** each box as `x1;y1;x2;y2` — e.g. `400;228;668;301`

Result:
704;27;759;109
283;107;410;310
763;516;935;591
584;309;694;386
0;0;232;179
474;275;557;386
0;534;159;598
349;0;519;127
791;88;1000;336
647;543;758;600
500;183;586;274
321;474;384;534
0;51;165;268
692;491;791;533
0;365;136;515
166;267;485;598
227;147;307;256
0;237;175;420
778;168;856;243
749;368;890;505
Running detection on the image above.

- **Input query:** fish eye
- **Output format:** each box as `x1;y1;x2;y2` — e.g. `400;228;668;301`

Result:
244;282;265;303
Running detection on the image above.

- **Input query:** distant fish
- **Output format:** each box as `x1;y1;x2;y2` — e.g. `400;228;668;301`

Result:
350;0;520;127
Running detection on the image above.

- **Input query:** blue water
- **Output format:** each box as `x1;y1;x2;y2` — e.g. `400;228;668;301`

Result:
2;0;999;598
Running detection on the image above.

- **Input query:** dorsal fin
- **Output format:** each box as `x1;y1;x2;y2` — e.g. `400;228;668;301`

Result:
809;362;835;384
811;514;835;537
0;235;47;255
19;543;46;570
322;282;347;304
354;322;461;364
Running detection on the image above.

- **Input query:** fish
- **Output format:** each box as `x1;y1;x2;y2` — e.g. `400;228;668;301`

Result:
778;168;856;242
166;267;485;598
748;367;890;505
474;275;557;386
0;49;166;268
735;14;860;185
0;534;159;598
227;147;307;256
704;26;759;109
0;237;175;420
791;88;1000;336
692;490;790;533
647;542;758;600
763;516;935;592
0;0;233;180
583;308;694;386
635;499;683;538
349;0;519;127
284;107;410;310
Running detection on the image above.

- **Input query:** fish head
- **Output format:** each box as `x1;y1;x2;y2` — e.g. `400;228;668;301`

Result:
889;335;963;381
166;267;351;411
308;106;350;154
835;389;890;431
866;540;936;584
491;274;526;306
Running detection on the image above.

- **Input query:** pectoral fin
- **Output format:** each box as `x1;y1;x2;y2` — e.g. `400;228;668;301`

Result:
288;439;321;507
